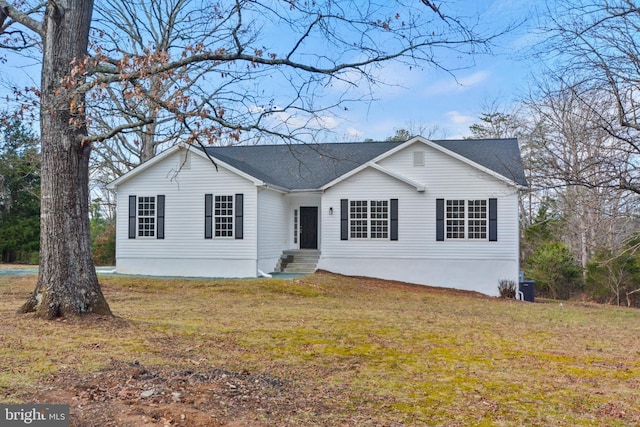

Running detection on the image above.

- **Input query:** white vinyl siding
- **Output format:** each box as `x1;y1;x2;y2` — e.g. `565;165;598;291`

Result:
257;188;291;273
320;140;520;295
115;151;257;277
373;141;519;259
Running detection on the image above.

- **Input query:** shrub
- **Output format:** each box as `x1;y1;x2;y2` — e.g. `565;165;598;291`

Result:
498;279;517;299
523;241;582;299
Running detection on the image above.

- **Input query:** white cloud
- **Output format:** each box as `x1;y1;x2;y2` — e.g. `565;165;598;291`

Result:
423;70;491;97
446;110;474;124
441;111;477;139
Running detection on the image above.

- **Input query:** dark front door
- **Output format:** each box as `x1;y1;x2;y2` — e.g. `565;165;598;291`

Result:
300;207;318;249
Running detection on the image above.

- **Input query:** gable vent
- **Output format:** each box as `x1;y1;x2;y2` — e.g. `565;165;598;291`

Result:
178;150;191;170
413;151;425;166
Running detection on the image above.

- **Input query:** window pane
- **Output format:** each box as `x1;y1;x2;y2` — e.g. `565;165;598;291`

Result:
468;200;487;239
446;200;465;239
349;200;368;238
370;200;388;239
137;196;156;237
215;195;234;237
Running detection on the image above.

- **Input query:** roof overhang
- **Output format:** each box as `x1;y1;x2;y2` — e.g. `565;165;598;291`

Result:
107;144;268;190
320;135;523;191
410;136;525;189
321;161;425;192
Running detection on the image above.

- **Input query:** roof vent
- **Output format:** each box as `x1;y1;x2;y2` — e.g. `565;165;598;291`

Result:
178;150;191;170
413;151;425;166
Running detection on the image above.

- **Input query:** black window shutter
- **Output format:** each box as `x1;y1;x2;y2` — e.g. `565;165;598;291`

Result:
489;198;498;241
436;198;445;241
156;195;165;239
235;193;244;240
128;195;137;239
390;199;398;241
204;194;213;239
340;199;348;240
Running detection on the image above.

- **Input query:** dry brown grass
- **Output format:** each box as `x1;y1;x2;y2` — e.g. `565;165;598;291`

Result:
1;271;640;426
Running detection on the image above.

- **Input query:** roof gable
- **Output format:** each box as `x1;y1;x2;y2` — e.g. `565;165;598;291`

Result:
429;138;527;187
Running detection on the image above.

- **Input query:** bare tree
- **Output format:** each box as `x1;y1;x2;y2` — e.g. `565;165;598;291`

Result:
542;0;640;194
0;0;500;318
524;79;638;272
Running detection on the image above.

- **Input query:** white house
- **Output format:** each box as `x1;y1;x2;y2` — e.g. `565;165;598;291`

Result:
107;136;527;296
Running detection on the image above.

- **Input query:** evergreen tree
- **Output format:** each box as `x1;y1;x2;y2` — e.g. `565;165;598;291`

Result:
0;118;40;263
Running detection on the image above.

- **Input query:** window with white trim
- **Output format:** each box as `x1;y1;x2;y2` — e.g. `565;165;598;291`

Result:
446;199;487;239
370;200;389;239
467;200;487;239
215;195;234;237
350;200;389;239
137;196;156;237
350;200;368;238
445;199;465;239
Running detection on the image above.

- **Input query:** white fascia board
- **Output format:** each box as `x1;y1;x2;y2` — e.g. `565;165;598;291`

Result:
188;147;265;186
107;144;266;190
258;183;290;193
377;135;524;189
106;145;182;190
369;163;426;192
320;164;366;191
419;138;523;188
320;136;426;191
321;162;425;192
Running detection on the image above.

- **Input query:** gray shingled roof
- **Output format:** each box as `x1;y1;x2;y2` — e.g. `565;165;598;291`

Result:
204;138;527;190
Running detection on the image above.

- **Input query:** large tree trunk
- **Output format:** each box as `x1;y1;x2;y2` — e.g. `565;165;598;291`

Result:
19;0;111;319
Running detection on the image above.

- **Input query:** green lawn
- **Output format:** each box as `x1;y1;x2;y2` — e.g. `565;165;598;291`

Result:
1;271;639;426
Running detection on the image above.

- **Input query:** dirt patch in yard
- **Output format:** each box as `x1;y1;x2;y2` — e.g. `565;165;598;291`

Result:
30;359;338;427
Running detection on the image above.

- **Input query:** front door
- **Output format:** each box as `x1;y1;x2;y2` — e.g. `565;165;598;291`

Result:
300;207;318;249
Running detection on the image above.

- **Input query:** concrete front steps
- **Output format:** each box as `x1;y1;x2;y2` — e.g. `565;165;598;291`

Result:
274;249;320;274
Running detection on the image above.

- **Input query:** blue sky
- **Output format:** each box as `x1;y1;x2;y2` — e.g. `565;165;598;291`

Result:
1;0;542;142
331;0;544;140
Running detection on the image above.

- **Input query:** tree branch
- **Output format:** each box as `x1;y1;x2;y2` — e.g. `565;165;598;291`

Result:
0;0;45;39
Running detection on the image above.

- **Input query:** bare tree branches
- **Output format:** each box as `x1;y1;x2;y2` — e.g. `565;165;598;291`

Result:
0;0;45;39
543;0;640;149
75;0;503;178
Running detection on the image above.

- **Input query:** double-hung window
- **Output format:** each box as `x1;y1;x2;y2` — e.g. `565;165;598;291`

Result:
467;200;487;239
137;196;156;237
446;199;487;240
437;198;495;241
128;195;165;239
370;200;389;239
215;195;234;237
341;198;398;241
349;200;389;239
204;193;244;239
445;199;465;239
350;200;369;238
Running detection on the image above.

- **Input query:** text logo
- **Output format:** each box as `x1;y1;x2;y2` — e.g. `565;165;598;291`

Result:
1;405;69;427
